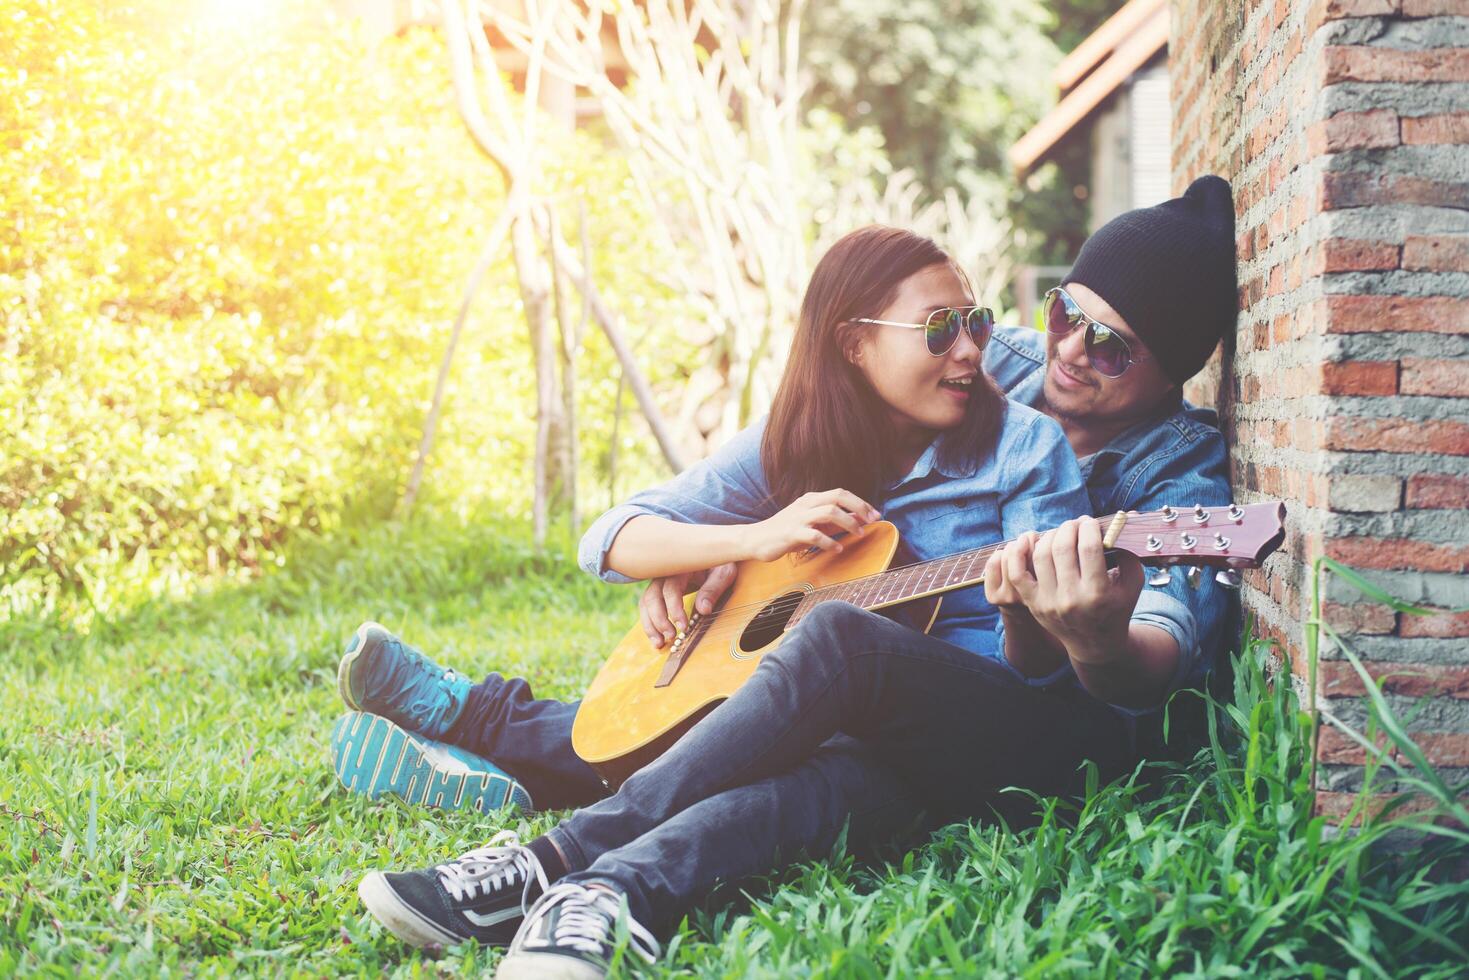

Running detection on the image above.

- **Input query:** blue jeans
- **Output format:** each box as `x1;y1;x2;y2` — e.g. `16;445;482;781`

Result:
443;676;605;811
548;603;1148;928
444;669;924;929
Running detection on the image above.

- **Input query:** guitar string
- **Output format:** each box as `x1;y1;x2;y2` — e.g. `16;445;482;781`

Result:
655;509;1261;636
668;512;1263;643
657;511;1264;648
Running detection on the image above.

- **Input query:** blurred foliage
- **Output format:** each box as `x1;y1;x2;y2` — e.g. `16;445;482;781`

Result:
801;0;1123;281
2;0;1126;624
0;0;692;624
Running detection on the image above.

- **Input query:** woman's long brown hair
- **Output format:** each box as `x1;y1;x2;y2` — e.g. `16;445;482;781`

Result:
762;226;1006;508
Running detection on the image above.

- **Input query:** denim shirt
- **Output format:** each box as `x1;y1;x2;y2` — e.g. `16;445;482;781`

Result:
983;326;1235;704
578;401;1092;662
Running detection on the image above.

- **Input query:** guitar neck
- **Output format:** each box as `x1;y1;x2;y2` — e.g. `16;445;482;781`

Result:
784;510;1136;628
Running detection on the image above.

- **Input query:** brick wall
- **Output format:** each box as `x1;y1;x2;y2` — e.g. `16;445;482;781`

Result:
1170;0;1469;818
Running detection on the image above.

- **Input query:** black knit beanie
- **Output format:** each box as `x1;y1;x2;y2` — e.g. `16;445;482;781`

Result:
1062;175;1238;386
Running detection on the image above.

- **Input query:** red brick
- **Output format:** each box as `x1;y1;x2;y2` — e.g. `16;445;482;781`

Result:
1318;729;1469;768
1315;790;1446;824
1255;363;1318;399
1402;113;1469;145
1412;733;1469;766
1327;536;1469;572
1317;726;1379;765
1324;46;1469;84
1322;601;1398;634
1400;610;1469;638
1316;238;1399;273
1308;110;1400;154
1322;360;1398;395
1403;235;1469;272
1406;474;1469;509
1401;358;1469;397
1324;295;1469;335
1237;230;1255;263
1318;660;1469;698
1308;0;1400;24
1327;417;1469;455
1403;1;1469;15
1322;172;1469;210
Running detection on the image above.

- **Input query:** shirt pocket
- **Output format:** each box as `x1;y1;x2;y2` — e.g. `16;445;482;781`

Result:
910;494;1003;628
912;493;1004;555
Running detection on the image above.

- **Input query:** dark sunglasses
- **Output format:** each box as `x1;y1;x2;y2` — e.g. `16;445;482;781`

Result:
1042;287;1147;379
852;305;995;357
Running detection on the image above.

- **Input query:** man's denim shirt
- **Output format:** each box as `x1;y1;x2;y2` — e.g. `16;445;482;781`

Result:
984;325;1235;704
578;401;1091;662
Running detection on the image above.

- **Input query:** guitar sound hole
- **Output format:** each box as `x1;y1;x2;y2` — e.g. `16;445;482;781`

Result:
738;591;805;653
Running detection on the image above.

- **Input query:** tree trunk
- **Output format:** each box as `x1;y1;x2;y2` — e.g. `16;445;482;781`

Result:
547;204;583;534
513;213;565;548
401;205;516;514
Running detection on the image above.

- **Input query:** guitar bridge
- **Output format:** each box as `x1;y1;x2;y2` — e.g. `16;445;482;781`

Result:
654;609;709;688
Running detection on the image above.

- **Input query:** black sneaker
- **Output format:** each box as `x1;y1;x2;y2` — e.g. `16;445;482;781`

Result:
494;882;659;979
358;831;549;949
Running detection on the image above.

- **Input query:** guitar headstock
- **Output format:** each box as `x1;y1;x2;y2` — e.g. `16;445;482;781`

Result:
1107;502;1286;571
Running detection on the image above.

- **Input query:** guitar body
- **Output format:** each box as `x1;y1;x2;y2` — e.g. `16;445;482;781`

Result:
571;521;938;789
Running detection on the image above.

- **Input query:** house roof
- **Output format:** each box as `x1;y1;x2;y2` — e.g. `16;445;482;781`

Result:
1009;0;1168;177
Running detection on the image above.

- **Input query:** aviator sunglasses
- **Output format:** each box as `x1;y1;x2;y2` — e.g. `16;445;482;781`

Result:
851;305;995;357
1042;286;1147;379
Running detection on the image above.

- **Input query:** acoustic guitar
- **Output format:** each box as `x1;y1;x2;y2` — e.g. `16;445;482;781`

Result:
571;502;1287;789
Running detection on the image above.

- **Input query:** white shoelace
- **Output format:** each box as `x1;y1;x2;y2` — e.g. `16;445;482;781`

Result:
519;882;659;964
435;830;550;915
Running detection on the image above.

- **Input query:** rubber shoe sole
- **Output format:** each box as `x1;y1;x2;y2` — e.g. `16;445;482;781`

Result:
494;951;607;979
358;871;466;949
331;711;533;813
336;620;382;712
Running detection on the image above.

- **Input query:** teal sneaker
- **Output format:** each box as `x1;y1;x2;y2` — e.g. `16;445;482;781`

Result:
337;621;472;738
332;711;533;813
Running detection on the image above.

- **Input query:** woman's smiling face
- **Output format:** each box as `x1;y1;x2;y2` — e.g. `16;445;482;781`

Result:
848;262;984;438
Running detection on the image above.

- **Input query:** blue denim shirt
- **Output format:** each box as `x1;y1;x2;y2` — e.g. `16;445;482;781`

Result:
579;401;1091;661
983;326;1235;703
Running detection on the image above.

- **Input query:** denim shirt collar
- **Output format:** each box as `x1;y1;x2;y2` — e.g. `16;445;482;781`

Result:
892;406;1014;488
982;326;1218;484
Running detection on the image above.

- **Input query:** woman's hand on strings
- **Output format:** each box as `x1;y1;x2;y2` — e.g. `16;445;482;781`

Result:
746;489;881;563
640;563;738;648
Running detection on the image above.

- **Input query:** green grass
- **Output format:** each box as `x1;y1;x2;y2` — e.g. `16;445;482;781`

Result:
3;512;1466;977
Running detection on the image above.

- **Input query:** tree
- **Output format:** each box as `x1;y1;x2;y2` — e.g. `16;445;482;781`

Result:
801;0;1125;293
406;0;687;545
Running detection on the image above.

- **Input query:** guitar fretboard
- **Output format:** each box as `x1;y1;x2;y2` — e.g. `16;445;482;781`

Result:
784;508;1138;628
785;545;993;628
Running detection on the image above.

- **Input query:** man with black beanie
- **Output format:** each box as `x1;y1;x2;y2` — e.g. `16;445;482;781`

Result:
981;174;1236;713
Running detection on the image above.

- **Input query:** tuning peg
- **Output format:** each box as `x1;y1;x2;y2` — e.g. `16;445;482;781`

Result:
1185;566;1203;589
1147;567;1173;587
1215;568;1242;590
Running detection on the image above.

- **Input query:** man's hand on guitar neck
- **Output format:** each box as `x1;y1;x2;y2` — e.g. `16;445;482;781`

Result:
987;518;1180;709
640;563;739;648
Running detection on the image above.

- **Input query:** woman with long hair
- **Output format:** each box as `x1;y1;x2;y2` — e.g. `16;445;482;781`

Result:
336;226;1093;976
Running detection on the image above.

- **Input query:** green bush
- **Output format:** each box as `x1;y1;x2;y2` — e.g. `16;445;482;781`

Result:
1;0;693;624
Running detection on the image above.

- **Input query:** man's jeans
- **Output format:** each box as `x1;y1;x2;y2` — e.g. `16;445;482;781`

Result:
548;602;1150;928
